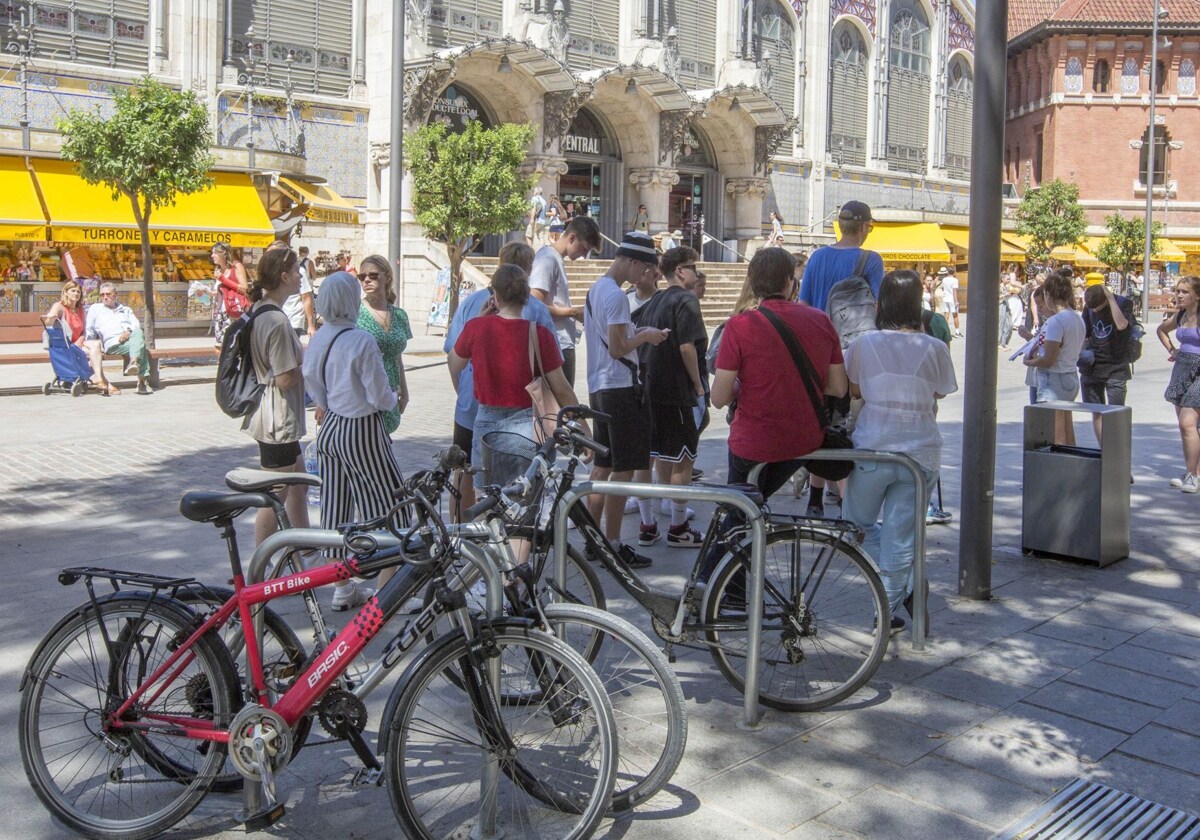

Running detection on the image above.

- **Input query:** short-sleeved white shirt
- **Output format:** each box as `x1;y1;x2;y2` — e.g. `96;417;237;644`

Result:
529;245;576;351
585;275;636;392
1041;308;1086;373
846;330;958;471
282;267;314;331
939;274;959;303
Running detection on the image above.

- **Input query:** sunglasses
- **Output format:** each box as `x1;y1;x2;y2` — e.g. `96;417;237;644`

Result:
358;271;383;281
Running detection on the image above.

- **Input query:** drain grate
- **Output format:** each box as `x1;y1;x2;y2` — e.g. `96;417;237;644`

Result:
996;778;1200;840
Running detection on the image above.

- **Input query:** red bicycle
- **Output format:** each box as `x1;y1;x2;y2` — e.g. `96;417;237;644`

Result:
19;484;617;840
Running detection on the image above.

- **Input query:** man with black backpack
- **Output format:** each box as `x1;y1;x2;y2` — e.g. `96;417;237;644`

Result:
798;200;883;517
1079;280;1138;444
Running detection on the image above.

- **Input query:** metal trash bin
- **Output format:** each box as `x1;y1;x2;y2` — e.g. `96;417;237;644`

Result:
1022;402;1131;567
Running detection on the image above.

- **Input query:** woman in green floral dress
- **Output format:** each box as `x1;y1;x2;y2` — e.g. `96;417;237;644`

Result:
356;254;413;434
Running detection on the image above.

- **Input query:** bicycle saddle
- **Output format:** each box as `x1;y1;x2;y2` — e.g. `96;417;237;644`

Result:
179;491;275;523
225;467;321;493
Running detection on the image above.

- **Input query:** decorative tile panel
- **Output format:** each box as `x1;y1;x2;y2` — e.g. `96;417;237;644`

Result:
948;4;974;52
831;0;875;35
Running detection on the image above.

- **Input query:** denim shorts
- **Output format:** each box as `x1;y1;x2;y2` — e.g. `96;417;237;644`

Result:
1035;369;1080;403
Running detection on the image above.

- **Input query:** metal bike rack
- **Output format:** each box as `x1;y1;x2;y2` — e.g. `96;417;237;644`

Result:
750;449;929;652
551;480;769;729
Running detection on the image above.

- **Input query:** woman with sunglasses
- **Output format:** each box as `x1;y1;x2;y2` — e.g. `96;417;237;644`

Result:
356;254;413;434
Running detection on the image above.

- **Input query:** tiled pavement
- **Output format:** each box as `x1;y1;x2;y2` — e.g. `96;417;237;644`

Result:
2;322;1199;839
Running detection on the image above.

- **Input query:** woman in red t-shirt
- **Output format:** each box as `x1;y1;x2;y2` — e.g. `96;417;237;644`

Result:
45;280;118;395
211;242;250;351
448;264;582;486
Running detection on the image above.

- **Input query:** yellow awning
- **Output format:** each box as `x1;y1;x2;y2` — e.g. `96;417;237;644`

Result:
0;156;49;241
836;221;951;263
1003;233;1091;263
1156;237;1187;262
1074;236;1108;268
278;177;360;225
1177;239;1200;254
33;159;274;248
942;226;1026;262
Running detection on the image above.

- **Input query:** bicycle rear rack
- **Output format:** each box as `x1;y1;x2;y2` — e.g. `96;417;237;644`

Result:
58;567;198;591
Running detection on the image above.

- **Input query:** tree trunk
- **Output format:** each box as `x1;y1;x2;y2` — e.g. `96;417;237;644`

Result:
447;237;466;322
128;194;156;348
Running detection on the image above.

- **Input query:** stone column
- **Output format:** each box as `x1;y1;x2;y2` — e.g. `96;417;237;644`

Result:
726;176;770;242
627;167;679;234
518;154;570;199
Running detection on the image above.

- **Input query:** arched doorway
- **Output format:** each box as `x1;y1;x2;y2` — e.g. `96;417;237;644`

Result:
557;107;623;251
428;82;494;131
671;126;720;258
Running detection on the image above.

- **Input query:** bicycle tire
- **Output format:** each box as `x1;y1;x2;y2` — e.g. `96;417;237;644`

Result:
173;586;312;791
385;624;617;840
703;526;889;712
542;603;687;811
20;593;239;840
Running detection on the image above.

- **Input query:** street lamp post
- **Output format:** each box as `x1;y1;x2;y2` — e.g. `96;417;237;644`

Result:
389;4;405;297
238;27;264;171
1141;4;1168;324
5;9;34;151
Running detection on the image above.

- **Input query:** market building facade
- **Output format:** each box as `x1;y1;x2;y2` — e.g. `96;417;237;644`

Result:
0;0;367;323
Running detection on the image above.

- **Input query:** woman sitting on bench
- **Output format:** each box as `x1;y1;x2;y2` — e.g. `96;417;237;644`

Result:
44;280;118;395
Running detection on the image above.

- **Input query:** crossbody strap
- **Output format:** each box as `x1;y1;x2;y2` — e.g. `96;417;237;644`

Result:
585;288;642;385
756;306;830;429
319;328;352;391
851;249;871;278
528;321;545;377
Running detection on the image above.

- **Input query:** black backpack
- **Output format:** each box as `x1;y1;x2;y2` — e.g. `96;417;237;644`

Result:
215;303;281;418
824;251;878;349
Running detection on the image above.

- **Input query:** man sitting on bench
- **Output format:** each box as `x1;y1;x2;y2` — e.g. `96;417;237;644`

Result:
86;283;153;395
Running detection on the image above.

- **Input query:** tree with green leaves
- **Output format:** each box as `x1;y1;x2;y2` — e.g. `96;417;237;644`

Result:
1013;178;1088;266
406;120;535;319
1095;212;1160;283
58;76;214;347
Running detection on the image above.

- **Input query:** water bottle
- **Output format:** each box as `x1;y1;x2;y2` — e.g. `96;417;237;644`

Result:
304;441;321;507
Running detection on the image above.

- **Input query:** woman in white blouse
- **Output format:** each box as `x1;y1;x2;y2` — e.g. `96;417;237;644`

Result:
302;271;403;611
843;270;958;633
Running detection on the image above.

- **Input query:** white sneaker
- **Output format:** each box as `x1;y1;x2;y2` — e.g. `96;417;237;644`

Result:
331;583;375;612
1182;474;1200;494
1170;473;1188;488
660;499;696;521
624;497;640;515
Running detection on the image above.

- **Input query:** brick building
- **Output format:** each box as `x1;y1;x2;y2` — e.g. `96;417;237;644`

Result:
1006;0;1200;267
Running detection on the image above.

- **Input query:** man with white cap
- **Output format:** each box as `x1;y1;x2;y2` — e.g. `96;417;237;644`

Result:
936;265;962;337
583;230;670;568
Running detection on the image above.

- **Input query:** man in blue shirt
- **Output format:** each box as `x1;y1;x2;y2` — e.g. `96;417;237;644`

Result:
444;277;555;515
799;200;885;311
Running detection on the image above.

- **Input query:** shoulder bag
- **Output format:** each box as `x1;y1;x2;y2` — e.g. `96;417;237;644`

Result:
757;306;855;481
526;322;561;444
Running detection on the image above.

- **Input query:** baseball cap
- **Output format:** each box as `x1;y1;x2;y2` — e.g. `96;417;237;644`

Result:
617;231;659;265
838;201;873;223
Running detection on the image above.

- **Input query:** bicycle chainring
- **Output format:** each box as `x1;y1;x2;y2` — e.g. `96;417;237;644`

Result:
317;689;368;737
228;704;293;781
651;615;688;643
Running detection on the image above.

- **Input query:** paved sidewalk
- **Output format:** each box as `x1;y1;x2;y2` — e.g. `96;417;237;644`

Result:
2;321;1199;840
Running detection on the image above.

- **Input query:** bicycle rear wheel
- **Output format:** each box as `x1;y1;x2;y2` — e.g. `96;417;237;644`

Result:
385;624;617;840
542;603;687;811
20;593;239;840
703;526;889;712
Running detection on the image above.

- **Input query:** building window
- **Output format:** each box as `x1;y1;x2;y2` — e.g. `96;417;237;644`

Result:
885;0;930;173
1156;59;1167;94
1092;58;1110;93
228;0;353;97
1033;128;1043;183
1180;59;1196;95
0;0;151;71
1121;57;1139;94
1064;57;1083;93
1139;124;1169;187
945;56;972;179
828;21;868;167
739;0;795;115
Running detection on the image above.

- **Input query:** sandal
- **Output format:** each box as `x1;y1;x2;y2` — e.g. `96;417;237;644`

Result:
105;384;121;396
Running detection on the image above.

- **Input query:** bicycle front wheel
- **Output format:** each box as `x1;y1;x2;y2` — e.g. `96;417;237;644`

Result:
543;603;687;811
20;593;239;840
385;624;617;840
703;526;889;712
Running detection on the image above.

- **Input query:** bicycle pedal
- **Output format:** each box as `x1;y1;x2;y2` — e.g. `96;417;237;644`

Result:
239;802;286;831
352;766;384;787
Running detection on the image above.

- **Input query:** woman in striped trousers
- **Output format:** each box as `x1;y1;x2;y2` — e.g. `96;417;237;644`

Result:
302;271;405;611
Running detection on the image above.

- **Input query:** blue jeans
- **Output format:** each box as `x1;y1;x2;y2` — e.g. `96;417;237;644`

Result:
843;461;937;614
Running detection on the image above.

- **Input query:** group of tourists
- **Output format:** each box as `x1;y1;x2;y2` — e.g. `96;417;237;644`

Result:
44;279;153;395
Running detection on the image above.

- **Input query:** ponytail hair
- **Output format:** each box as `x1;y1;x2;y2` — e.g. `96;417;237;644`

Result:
251;247;298;302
